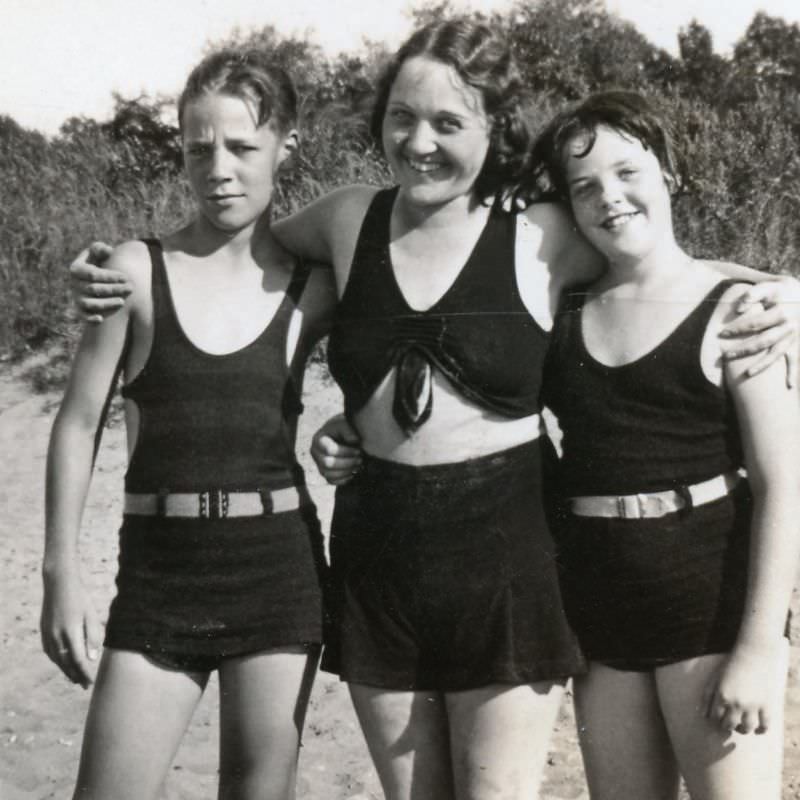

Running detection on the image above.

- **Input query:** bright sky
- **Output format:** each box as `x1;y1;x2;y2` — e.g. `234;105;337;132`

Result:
2;0;798;135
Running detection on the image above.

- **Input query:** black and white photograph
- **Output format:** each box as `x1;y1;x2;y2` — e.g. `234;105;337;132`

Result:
1;1;799;798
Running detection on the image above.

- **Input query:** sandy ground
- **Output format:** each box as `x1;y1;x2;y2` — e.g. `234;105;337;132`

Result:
1;357;799;799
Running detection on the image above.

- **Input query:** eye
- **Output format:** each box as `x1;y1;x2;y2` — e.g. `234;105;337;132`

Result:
618;168;637;179
436;117;462;133
387;108;412;125
570;181;594;199
231;144;256;154
186;145;210;158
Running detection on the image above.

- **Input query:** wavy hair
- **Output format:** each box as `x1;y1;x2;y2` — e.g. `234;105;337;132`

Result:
370;18;531;204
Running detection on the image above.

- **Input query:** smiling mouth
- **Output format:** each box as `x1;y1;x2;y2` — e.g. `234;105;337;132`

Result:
404;157;446;174
601;212;639;230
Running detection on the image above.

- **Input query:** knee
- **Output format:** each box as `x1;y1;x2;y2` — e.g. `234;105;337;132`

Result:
218;761;296;800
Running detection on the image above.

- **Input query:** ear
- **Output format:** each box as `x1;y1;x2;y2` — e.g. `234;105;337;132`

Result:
662;169;678;195
277;129;299;167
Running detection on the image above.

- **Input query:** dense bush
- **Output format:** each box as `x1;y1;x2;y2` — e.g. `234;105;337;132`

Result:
1;0;798;358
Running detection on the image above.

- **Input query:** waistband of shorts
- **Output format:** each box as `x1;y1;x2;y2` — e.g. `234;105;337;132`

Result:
358;436;546;484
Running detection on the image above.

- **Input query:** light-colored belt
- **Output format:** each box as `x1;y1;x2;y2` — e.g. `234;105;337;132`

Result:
568;472;742;519
124;487;310;519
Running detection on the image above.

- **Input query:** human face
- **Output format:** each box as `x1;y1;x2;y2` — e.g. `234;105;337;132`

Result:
382;56;491;210
565;125;674;265
182;91;296;234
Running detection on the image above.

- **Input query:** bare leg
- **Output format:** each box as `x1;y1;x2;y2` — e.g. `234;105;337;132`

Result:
573;663;681;800
348;683;455;800
73;648;207;800
446;680;564;800
218;646;320;800
656;645;788;800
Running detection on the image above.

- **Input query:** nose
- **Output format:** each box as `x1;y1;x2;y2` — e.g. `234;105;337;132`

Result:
207;146;232;184
598;178;623;209
405;120;437;155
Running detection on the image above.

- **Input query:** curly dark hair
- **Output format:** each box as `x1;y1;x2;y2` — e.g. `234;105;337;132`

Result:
527;90;687;205
178;48;297;134
370;18;531;204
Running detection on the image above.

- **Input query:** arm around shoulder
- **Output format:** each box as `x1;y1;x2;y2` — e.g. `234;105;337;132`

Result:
520;201;603;293
272;185;379;265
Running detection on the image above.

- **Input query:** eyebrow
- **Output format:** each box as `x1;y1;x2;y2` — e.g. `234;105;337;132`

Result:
386;100;470;120
567;158;638;184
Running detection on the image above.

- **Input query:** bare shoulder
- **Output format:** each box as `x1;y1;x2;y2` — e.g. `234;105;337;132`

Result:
700;271;755;384
105;240;152;317
106;240;151;284
520;202;602;287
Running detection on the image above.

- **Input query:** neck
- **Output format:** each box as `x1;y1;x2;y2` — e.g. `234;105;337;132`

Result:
187;209;275;260
394;189;488;232
602;238;692;292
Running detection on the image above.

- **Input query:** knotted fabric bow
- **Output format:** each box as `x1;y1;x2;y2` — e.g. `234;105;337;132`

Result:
392;347;433;434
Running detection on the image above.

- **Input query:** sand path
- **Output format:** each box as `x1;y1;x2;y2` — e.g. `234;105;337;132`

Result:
1;360;797;799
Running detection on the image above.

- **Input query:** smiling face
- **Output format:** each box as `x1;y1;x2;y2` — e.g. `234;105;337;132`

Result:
565;125;675;265
182;91;296;234
382;56;491;211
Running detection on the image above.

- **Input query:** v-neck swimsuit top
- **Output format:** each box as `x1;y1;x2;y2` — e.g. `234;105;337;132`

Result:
542;278;745;496
121;239;310;493
326;187;548;432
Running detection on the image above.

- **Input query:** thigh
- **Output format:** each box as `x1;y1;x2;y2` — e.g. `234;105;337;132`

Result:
655;647;788;800
348;682;455;800
74;648;206;800
573;663;680;800
445;680;564;800
218;646;320;800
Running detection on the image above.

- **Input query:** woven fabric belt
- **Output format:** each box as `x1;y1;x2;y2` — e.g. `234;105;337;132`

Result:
568;472;742;519
124;487;309;519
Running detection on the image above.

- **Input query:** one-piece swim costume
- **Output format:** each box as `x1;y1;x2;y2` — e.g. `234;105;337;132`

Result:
322;190;585;689
104;240;326;669
544;279;770;670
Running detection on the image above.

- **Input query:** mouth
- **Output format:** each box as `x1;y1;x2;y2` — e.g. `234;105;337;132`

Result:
404;157;446;175
600;211;639;230
207;194;244;202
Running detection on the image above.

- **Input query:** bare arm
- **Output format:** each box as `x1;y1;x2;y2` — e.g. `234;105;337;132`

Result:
42;247;142;687
712;261;800;383
703;298;800;734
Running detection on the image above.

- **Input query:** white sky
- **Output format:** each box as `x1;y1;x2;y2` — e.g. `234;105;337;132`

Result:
1;0;798;135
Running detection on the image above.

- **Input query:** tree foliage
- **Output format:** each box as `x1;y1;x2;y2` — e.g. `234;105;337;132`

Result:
1;1;798;355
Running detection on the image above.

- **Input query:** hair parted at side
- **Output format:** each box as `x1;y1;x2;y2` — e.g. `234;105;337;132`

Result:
178;48;297;133
527;90;687;204
370;17;531;204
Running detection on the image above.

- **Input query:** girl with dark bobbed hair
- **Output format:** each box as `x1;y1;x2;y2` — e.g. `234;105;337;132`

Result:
538;89;798;800
70;20;799;800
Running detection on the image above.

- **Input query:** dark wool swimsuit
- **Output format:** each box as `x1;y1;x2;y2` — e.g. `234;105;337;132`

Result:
104;240;326;671
322;188;585;690
543;279;770;671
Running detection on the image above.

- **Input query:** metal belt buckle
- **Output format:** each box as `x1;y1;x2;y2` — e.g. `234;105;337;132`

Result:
258;489;274;516
199;490;229;519
617;494;645;519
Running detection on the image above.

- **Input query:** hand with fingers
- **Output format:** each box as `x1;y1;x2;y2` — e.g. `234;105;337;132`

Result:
69;241;132;323
311;414;363;486
702;640;784;736
40;569;102;689
720;275;800;388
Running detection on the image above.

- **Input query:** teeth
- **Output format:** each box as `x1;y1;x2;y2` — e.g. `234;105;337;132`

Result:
406;158;443;173
602;212;637;230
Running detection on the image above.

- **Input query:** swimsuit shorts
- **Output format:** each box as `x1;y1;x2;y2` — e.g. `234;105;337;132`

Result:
555;482;783;671
321;438;585;691
104;503;326;671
